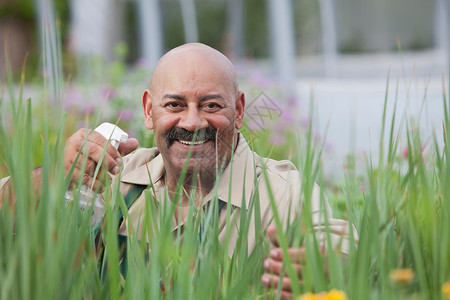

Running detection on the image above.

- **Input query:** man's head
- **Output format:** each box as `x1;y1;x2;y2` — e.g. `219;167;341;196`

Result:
142;43;245;179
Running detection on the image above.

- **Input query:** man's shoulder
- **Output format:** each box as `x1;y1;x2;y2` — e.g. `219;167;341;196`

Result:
238;135;299;184
254;155;300;184
250;153;302;206
250;154;302;215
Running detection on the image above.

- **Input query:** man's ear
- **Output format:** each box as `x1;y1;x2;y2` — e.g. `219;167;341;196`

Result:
235;91;245;129
142;90;154;130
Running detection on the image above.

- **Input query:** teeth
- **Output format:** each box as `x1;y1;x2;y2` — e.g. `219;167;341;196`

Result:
178;139;207;145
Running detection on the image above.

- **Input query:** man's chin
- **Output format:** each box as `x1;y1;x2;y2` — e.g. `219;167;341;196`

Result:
163;143;231;178
179;158;217;175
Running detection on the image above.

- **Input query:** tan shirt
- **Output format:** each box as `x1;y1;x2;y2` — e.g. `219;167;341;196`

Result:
117;134;355;257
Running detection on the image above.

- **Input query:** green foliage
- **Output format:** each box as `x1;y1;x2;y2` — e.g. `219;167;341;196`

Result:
0;0;34;21
1;73;450;299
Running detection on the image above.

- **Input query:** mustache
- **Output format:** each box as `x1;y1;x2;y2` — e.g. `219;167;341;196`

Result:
164;126;218;147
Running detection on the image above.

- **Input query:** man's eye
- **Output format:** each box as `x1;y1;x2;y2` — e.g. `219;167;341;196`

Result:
204;103;221;111
166;102;181;109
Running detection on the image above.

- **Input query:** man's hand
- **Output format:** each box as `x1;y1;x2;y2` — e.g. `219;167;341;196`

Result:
64;128;138;191
261;224;327;300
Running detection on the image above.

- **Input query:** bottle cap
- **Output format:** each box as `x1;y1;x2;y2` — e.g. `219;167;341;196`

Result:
94;122;129;150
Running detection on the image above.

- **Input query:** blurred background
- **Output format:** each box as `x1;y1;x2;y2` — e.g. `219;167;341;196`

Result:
0;0;449;181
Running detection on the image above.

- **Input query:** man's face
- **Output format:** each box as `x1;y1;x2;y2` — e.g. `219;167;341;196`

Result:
142;50;245;178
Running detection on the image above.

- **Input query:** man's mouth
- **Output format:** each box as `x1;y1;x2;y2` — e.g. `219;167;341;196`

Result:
177;139;209;146
165;126;218;148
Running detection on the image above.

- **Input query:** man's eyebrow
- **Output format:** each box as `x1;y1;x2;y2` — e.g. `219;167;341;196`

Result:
162;94;186;100
199;94;225;101
162;94;225;102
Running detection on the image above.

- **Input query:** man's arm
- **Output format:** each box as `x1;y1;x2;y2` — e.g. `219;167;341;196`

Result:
0;176;12;209
0;129;138;210
0;168;42;210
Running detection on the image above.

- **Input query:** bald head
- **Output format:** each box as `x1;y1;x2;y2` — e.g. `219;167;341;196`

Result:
149;43;238;96
141;43;246;180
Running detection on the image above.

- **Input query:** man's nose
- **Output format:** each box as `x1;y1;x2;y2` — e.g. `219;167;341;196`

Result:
178;106;208;132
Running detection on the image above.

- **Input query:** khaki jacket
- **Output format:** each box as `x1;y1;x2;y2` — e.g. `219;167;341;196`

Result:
116;134;355;257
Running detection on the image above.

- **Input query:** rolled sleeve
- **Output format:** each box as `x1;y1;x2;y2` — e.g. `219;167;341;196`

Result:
0;176;10;191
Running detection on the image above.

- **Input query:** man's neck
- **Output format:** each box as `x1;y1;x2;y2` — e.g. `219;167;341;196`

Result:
165;171;215;206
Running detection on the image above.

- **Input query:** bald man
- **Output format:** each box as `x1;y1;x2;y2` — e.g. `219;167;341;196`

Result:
0;43;354;299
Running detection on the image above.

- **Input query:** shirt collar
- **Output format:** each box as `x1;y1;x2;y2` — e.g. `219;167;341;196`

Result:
121;152;165;186
120;133;257;209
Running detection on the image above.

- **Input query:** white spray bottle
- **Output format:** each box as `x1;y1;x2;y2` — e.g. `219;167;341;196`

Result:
65;123;128;229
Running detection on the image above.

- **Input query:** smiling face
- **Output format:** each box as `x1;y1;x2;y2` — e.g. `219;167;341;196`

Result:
142;44;245;180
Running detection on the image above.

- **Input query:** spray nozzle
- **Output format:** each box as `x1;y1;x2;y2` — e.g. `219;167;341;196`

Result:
94;122;128;150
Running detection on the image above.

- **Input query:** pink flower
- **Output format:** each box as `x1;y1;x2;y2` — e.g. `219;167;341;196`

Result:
118;109;135;122
269;134;285;146
402;144;426;159
101;87;117;101
82;104;96;116
402;146;409;158
63;88;83;111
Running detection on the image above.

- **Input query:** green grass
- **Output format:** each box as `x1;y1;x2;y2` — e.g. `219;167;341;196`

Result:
1;71;450;299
